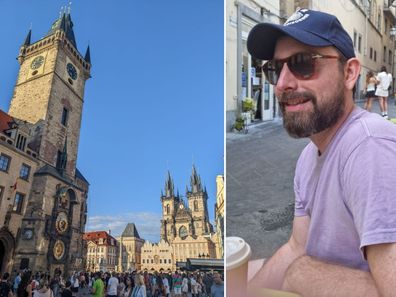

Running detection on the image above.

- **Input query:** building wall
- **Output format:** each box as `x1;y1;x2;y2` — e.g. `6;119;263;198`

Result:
116;236;145;272
215;175;224;258
141;240;173;272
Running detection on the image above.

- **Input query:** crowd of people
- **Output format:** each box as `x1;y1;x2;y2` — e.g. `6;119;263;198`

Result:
0;270;223;297
364;66;393;118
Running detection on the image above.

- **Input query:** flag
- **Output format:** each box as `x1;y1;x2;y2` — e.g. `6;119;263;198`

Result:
10;180;17;192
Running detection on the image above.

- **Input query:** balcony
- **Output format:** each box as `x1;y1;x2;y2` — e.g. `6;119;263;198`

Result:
384;0;396;23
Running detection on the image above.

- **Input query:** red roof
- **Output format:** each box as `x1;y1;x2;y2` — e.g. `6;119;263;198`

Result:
83;231;117;246
0;109;14;133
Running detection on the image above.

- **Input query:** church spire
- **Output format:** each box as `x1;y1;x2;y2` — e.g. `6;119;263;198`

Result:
46;11;77;48
190;164;203;193
164;171;175;197
23;29;31;46
84;45;91;64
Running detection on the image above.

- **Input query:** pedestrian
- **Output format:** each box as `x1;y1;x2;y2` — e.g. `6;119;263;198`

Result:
209;273;222;297
131;275;145;297
247;7;396;296
363;70;377;112
61;281;72;297
16;271;32;297
106;272;118;297
91;273;104;297
33;279;53;297
121;277;132;297
171;272;182;297
180;275;188;297
1;272;13;297
375;65;392;118
13;272;22;295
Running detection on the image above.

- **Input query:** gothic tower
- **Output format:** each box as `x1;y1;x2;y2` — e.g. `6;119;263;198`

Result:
11;10;91;276
160;172;180;242
186;165;212;235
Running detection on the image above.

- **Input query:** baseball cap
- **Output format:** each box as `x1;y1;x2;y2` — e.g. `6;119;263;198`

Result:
247;8;355;60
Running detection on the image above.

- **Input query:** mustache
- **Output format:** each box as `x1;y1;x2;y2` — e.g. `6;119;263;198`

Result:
279;91;316;104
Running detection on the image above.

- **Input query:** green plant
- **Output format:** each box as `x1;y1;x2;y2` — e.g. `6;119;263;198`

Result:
234;117;245;131
242;98;254;112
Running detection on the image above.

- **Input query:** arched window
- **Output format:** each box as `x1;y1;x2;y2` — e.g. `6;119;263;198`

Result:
194;201;198;211
166;204;170;214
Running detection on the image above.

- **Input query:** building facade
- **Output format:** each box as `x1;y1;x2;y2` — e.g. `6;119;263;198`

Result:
159;166;217;268
140;240;173;272
0;10;91;276
117;223;145;272
215;175;224;258
226;0;396;131
84;231;118;272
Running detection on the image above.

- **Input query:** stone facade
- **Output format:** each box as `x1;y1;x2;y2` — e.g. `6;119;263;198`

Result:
215;175;224;258
84;231;118;272
141;240;173;272
116;223;145;272
0;11;91;277
159;166;219;268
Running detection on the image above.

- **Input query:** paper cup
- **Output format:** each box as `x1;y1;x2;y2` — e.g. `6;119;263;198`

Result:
226;237;252;297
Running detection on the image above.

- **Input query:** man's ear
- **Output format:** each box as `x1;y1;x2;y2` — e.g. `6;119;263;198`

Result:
344;58;361;91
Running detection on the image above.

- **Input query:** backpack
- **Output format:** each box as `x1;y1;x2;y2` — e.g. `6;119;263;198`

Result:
0;282;10;297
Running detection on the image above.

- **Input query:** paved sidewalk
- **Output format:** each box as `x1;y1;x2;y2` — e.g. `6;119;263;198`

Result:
226;99;396;260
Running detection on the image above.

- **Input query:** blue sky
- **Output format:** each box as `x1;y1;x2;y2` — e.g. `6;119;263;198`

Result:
0;1;224;242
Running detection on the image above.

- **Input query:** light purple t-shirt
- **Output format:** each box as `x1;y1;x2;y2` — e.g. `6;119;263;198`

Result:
295;107;396;271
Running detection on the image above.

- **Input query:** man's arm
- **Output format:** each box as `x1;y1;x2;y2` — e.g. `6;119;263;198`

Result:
248;215;309;289
281;255;380;297
366;243;396;297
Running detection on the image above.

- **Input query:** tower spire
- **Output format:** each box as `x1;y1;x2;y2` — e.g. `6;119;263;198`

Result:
164;171;174;197
23;29;32;46
84;45;91;63
190;164;202;193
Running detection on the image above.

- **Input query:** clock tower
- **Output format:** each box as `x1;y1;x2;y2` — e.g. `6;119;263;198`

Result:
10;11;91;276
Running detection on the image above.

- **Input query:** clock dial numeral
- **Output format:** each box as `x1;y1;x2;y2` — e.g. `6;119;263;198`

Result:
67;63;78;80
31;56;44;70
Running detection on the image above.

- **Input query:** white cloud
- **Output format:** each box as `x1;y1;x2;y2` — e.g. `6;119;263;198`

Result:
86;212;161;243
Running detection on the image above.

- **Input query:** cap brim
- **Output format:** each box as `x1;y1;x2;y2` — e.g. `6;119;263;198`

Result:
247;23;333;60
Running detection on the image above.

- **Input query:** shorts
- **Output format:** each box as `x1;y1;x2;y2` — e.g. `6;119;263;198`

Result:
365;90;375;98
174;287;181;295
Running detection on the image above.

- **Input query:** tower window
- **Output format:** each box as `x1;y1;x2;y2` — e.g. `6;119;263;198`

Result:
166;204;170;214
61;108;69;126
16;134;26;151
0;154;11;172
194;200;198;211
20;164;31;180
13;192;25;213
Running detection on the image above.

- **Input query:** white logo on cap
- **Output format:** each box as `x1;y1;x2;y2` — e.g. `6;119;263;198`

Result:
284;8;310;26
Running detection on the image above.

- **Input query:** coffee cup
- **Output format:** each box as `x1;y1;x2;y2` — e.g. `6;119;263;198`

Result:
226;237;252;297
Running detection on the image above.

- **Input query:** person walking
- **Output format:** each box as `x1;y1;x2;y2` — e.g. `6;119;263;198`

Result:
375;66;392;118
1;273;13;297
131;275;145;297
209;273;222;297
33;280;53;297
363;71;377;111
91;273;104;297
106;272;118;297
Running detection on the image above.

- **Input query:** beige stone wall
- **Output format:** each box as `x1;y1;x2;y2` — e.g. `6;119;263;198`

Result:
141;240;173;272
171;235;217;263
116;236;145;271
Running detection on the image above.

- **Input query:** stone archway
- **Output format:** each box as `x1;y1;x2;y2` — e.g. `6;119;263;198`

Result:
0;227;16;274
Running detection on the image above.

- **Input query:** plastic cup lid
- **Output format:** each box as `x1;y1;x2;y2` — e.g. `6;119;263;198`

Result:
226;237;251;270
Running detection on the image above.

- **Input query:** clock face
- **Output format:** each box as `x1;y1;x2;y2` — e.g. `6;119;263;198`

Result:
55;212;69;234
31;56;44;70
53;240;65;260
67;63;78;80
179;204;184;209
23;229;33;240
179;226;188;240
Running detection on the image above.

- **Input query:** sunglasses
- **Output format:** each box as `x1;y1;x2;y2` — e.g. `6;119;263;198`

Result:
262;53;340;85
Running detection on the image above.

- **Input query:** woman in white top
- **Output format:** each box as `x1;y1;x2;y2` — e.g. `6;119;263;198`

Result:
131;275;146;297
375;66;392;118
33;280;53;297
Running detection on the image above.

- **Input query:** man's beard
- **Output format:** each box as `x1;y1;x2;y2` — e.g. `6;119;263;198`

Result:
279;84;345;138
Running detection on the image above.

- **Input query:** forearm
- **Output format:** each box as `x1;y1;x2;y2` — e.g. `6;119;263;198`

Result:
248;242;303;290
283;256;380;297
